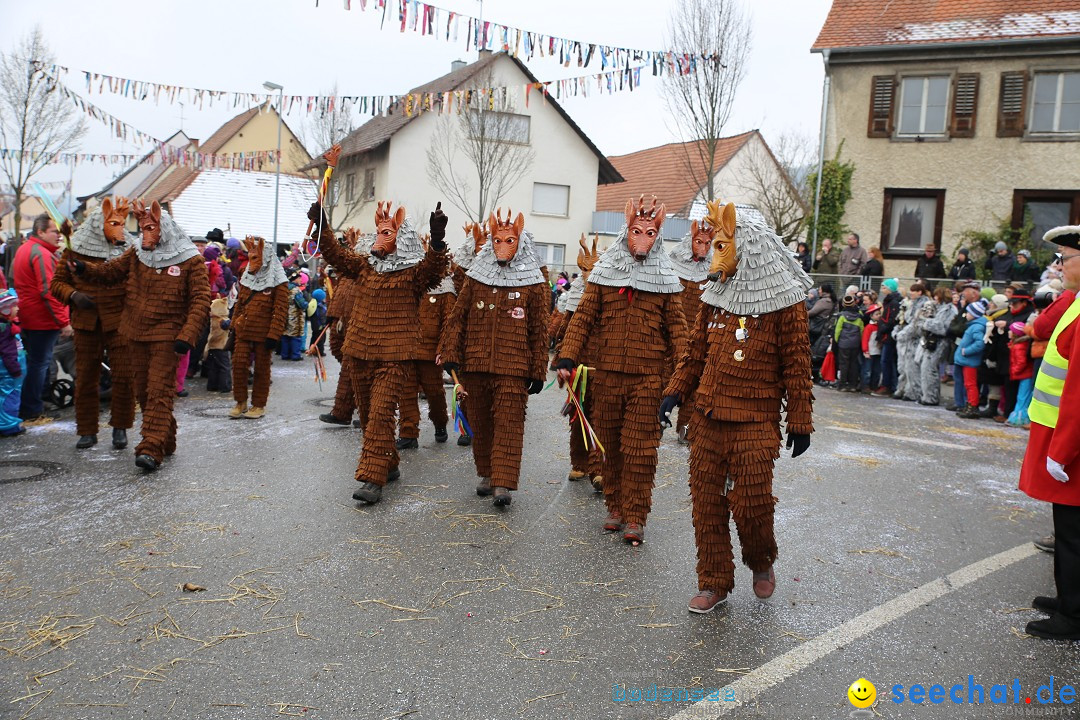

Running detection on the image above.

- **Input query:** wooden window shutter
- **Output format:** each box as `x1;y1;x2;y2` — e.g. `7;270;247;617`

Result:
997;71;1028;137
868;75;896;138
950;73;979;137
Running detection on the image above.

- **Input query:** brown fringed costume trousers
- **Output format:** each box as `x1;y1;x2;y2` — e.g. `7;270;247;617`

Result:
73;328;134;436
130;340;180;463
688;411;781;593
568;390;602;478
590;370;662;525
675;390;697;436
232;342;272;409
399;360;448;439
350;360;403;485
331;355;369;426
462;372;528;490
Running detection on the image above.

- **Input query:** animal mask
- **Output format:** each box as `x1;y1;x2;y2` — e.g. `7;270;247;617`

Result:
705;200;738;282
487;208;525;266
372;201;406;259
688;219;713;262
577;233;600;278
464;222;488;254
101;196;130;246
132;199;163;251
624;195;666;262
243;236;265;274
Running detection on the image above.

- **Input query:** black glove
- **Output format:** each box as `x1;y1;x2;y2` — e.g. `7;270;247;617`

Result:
174;340;192;356
220;319;231;330
429;202;448;248
68;259;86;275
553;358;577;372
658;394;681;427
786;433;811;458
442;361;460;374
70;291;96;311
526;378;544;394
307;201;330;230
264;337;278;350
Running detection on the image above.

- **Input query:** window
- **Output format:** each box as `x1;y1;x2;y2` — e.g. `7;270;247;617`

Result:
880;189;945;257
532;241;565;270
344;173;356;202
532;183;570;217
1030;71;1080;134
467;110;530;143
1012;190;1080;255
363;169;375;201
897;76;950;136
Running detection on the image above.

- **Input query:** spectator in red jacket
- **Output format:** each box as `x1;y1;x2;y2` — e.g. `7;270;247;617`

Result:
12;214;72;420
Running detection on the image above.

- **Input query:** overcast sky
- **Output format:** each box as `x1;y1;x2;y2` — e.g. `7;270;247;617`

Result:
1;0;832;199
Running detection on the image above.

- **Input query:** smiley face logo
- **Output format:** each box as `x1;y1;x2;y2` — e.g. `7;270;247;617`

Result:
847;678;876;708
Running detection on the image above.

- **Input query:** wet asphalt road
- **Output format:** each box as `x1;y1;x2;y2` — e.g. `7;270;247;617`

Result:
0;356;1076;720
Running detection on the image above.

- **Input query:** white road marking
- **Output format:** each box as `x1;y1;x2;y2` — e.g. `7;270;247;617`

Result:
667;542;1038;718
827;425;974;450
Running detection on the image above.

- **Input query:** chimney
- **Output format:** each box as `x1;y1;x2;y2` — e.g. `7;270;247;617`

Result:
451;59;467;72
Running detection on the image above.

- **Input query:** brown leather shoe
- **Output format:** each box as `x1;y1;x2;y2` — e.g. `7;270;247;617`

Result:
476;477;492;496
688;589;728;614
492;486;511;507
753;567;776;599
568;469;587;481
602;510;622;532
590;474;603;493
623;522;644;545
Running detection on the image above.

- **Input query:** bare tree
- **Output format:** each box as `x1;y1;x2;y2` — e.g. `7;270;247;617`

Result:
296;85;360;228
0;28;86;237
425;71;536;223
736;130;814;243
661;0;751;204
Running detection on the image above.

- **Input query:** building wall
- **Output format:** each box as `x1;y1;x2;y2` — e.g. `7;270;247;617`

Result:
340;55;603;274
215;110;311;174
825;53;1079;278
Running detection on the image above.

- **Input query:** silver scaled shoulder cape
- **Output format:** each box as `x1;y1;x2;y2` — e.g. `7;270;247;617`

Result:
668;231;712;283
700;205;813;315
239;242;288;292
427;274;457;296
452;240;477;270
136;210;200;269
68;206;129;260
587;226;683;294
465;229;546;288
564;275;586;312
368;216;425;273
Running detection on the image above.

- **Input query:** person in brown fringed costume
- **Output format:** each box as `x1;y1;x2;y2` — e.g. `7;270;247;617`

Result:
397;236;454;448
71;199;210;472
228;236;288;420
667;220;714;444
310;200;449;504
661;202;814;614
551;234;602;490
320;229;369;429
439;210;549;506
447;222;488;448
556;196;687;544
51;197;135;451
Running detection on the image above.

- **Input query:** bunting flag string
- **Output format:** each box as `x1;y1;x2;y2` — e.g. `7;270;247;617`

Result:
0;147;284;171
328;0;714;74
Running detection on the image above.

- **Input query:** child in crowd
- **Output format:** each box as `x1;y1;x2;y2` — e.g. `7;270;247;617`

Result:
861;304;882;393
204;296;232;393
281;275;306;361
1007;320;1034;428
309;288;327;355
0;293;26;436
953;299;988;419
834;294;865;392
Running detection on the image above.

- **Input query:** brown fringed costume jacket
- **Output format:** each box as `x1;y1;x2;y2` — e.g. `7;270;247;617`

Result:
418;292;454;363
233;284;289;342
51;249;127;333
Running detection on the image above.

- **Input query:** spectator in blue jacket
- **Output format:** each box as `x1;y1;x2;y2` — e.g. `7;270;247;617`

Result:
954;299;988;418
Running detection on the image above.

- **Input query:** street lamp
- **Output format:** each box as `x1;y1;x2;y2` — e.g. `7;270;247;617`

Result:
263;81;284;255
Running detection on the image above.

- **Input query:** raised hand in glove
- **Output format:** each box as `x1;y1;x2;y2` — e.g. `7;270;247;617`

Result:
264;337;278;350
174;340;192;356
70;291;96;311
1048;457;1070;483
307;201;330;230
526;378;544;394
786;433;811;458
59;219;73;239
429;202;448;249
658;394;681;427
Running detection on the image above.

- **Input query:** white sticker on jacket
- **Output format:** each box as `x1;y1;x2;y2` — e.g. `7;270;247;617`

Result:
510;307;525;319
167;266;181;277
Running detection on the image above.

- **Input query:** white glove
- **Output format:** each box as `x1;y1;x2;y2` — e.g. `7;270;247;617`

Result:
1047;457;1070;484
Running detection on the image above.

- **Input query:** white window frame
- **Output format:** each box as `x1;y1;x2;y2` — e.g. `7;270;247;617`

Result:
896;74;951;137
531;182;570;218
532;241;565;270
1029;70;1080;135
467;110;531;144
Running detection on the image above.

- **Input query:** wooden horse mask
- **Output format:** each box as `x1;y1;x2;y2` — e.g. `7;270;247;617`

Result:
132;199;162;251
101;196;130;246
488;209;525;267
464;221;488;255
577;233;600;279
624;195;666;262
243;236;265;274
372;201;406;259
688;219;714;262
705;200;738;283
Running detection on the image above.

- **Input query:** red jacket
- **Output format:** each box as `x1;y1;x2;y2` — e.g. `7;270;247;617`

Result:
1033;290;1076;340
1008;339;1033;380
12;235;69;331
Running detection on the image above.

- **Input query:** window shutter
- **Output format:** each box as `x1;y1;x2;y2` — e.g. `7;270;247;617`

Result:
997;71;1028;137
868;75;896;138
950;73;979;137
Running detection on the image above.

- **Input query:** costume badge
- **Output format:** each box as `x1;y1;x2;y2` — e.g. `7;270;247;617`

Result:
476;301;485;309
733;349;745;362
510;307;525;319
429;296;437;303
508;291;520;300
263;289;271;295
167;266;181;277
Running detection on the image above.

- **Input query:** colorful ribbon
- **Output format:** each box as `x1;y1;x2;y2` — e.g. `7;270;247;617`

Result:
451;382;472;437
565;365;604;459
